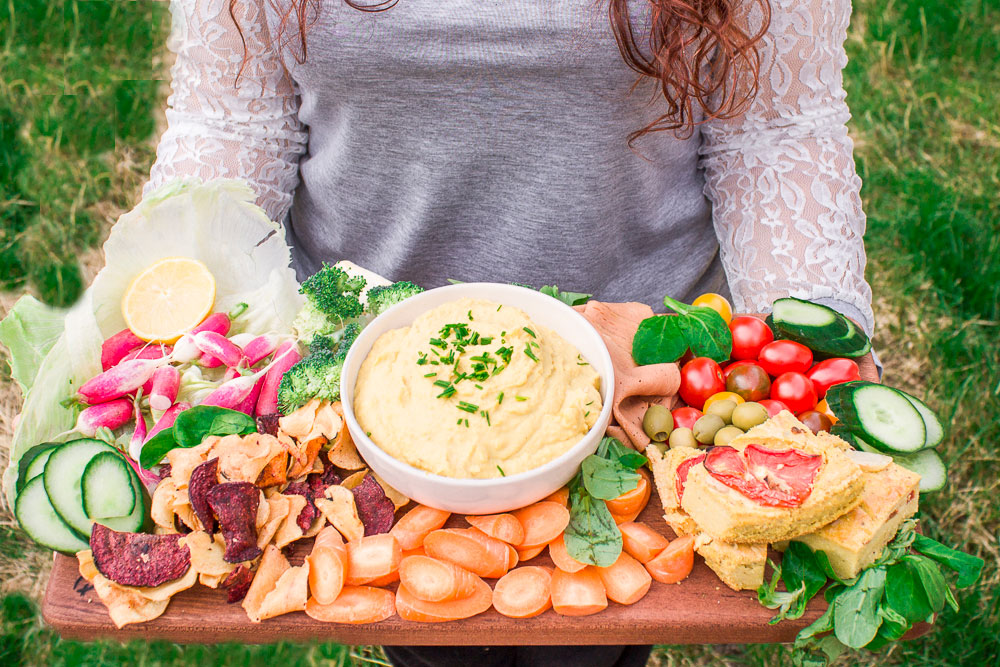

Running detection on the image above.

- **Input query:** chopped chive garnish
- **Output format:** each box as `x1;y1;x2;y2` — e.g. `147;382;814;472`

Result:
424;372;437;377
480;336;493;344
433;379;451;388
577;361;589;365
484;410;491;426
468;309;474;320
498;392;504;404
497;465;505;476
516;395;528;402
584;411;590;417
437;385;457;399
586;400;594;406
457;401;479;413
497;304;502;311
523;327;536;338
429;337;447;348
474;383;483;390
464;419;470;427
524;345;539;362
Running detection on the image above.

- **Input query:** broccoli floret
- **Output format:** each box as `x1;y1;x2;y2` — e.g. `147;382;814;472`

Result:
277;351;343;415
308;334;336;356
335;322;361;359
365;281;425;317
293;264;368;343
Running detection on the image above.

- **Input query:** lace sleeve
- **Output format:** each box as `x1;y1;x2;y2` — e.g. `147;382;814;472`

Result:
144;0;307;222
699;0;875;335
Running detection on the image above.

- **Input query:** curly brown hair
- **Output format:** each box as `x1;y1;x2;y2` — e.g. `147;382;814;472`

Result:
231;0;771;142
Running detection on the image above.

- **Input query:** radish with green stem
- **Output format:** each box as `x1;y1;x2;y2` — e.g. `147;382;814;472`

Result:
144;401;191;444
76;399;134;437
242;334;279;367
202;343;298;411
255;341;301;416
193;331;243;368
78;357;172;404
149;366;180;411
101;329;144;371
172;312;231;362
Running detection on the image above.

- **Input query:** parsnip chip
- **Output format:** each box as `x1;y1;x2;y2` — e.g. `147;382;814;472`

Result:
77;550;99;582
215;433;283;484
316;486;364;543
287;437;323;479
136;566;198;601
199;573;227;589
180;532;236;578
256;451;289;488
167;438;218;488
309;456;325;475
371;471;410;510
328;429;365;471
256;561;310;620
313;402;344;440
278;398;321;441
274;494;308;548
92;574;170;628
303;515;326;538
256;490;271;528
172;489;199;531
242;545;288;623
151;478;180;531
341;470;367;490
258;494;291;548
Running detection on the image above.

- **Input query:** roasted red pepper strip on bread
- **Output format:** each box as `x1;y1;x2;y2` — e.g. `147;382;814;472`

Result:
704;445;822;508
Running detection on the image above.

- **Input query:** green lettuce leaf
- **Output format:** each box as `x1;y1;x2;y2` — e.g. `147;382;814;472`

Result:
0;296;67;393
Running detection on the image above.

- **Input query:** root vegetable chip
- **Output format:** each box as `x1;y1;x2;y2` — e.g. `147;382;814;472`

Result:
274;494;308;548
200;573;227;589
284;482;319;533
316;485;365;543
167;438;218;488
258;493;291;548
92;571;171;628
223;565;256;604
352;475;396;536
256;413;281;437
287;437;323;479
215;433;283;484
90;523;192;588
151;478;181;532
208;482;263;563
188;458;220;533
242;545;309;622
371;471;409;510
179;531;235;579
136;566;199;601
341;471;367;490
327;427;365;471
255;451;288;488
278;398;320;439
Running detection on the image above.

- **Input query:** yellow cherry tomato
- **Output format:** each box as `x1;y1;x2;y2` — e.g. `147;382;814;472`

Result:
702;391;746;412
692;292;733;324
815;399;838;424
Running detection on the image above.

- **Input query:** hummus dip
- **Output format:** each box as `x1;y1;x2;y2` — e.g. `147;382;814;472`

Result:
354;297;603;478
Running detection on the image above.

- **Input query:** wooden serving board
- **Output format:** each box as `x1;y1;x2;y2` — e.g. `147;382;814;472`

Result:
42;353;885;645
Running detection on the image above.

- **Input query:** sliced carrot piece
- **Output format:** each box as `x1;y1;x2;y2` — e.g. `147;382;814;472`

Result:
644;535;695;584
423;528;509;578
346;533;402;585
396;577;493;622
610;508;642;525
548;533;586;573
307;527;348;605
604;468;651;517
596;551;651;605
543;487;569;507
305;585;396;624
492;566;553;618
367;570;400;587
550;566;608;616
398;555;481;602
507;544;519;570
512;501;570;549
516;543;546;562
391;505;452;550
618;522;669;564
465;513;525;546
402;546;426;559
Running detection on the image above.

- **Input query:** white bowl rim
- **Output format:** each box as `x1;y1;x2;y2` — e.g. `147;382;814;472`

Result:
340;282;615;489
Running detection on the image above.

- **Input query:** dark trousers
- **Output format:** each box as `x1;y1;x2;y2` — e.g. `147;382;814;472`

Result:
383;645;653;667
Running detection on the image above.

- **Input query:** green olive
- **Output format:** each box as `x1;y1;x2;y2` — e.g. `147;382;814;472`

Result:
714;425;745;447
732;402;769;431
705;399;737;425
642;404;674;442
693;414;726;444
668;427;698;450
648;442;669;456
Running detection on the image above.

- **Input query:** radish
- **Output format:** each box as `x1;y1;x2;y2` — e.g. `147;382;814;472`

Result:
78;357;172;404
235;375;266;415
201;344;297;411
122;344;172;363
255;341;302;416
144;401;191;444
241;334;279;367
128;397;148;461
228;333;257;348
75;399;134;437
193;331;243;368
149;366;180;411
101;329;144;371
199;352;223;368
172;312;231;362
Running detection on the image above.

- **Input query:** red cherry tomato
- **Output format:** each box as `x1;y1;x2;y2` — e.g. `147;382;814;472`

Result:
770;372;818;414
729;316;774;361
679;357;726;410
806;358;861;399
672;406;704;430
758;399;791;417
797;410;834;434
758;340;814;376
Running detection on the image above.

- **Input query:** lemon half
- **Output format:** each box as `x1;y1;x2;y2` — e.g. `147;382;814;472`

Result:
121;257;216;343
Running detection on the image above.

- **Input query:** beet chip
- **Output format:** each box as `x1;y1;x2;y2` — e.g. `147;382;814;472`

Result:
90;523;191;587
351;475;395;536
256;413;281;436
222;565;256;604
207;482;262;563
283;481;318;533
188;458;219;533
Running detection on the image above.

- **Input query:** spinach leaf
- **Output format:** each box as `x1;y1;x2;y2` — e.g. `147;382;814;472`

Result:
563;478;622;567
138;405;257;468
833;568;887;648
139;427;178;469
912;533;984;587
631;315;689;365
885;558;933;624
581;455;640;500
539;285;592;307
780;542;829;619
758;559;809;624
663;296;732;361
909;555;948;614
603;437;648;469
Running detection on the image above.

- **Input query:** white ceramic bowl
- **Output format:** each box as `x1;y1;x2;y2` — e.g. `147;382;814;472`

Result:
340;283;614;515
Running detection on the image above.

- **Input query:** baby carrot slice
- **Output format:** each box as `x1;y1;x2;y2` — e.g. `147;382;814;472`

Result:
610;508;643;525
346;534;402;585
367;570;400;587
512;501;570;549
465;513;525;546
596;552;651;605
423;529;509;579
506;545;519;570
305;585;396;624
543;487;569;507
644;535;695;584
493;566;553;618
550;567;608;616
548;533;586;573
604;468;651;517
307;527;348;605
391;505;452;550
516;543;546;562
398;555;481;602
618;522;669;564
396;576;493;622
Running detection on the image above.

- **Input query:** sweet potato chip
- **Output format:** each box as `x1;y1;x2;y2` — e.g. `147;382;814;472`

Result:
255;452;289;488
287;437;324;479
242;545;288;621
328;429;366;471
258;494;291;548
223;565;256;604
179;531;235;578
351;475;396;536
90;524;191;588
77;549;99;582
316;486;365;543
208;482;263;563
370;471;409;510
167;438;218;489
188;458;220;533
274;494;308;548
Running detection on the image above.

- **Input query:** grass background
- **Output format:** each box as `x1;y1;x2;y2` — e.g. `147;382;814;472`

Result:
1;0;997;664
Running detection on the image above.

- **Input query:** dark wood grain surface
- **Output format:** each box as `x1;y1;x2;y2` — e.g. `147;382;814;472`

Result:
41;352;884;645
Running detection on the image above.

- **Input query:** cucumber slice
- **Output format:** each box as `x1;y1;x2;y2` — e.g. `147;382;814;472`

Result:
897;390;946;449
43;438;121;538
813;317;872;359
14;475;90;554
82;452;137;519
772;297;850;339
892;448;948;492
16;443;59;492
839;383;927;454
94;465;147;533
